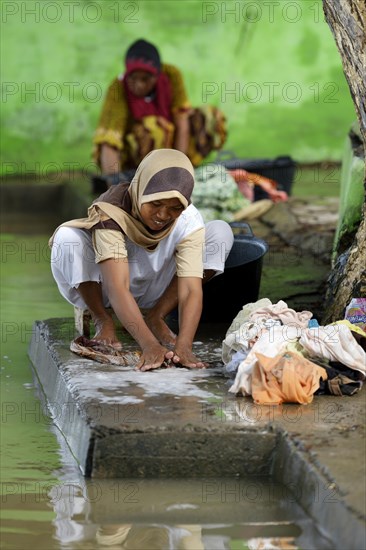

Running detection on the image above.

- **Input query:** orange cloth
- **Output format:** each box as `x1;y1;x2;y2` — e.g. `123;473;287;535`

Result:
252;351;327;405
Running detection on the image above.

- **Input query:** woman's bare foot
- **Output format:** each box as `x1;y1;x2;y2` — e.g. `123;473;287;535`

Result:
92;314;122;350
144;314;177;346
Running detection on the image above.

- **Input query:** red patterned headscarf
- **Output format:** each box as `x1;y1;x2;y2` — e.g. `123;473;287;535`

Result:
122;39;172;121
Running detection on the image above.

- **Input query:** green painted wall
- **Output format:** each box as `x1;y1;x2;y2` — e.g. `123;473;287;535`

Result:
1;0;356;175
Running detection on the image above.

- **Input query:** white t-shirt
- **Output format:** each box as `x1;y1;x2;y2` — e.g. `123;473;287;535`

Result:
93;204;205;308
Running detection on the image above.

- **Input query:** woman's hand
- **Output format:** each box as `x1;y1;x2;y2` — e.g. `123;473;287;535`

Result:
100;144;121;175
136;342;173;371
136;344;208;371
166;347;208;369
173;110;192;154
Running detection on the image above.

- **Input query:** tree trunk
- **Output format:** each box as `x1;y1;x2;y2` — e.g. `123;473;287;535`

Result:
322;0;366;323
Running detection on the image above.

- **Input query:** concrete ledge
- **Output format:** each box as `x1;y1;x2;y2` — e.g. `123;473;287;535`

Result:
92;432;276;478
28;318;366;549
28;319;94;473
28;319;276;478
272;434;366;550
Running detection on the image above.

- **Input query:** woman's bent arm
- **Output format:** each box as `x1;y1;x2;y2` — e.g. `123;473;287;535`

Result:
99;258;169;370
173;276;207;368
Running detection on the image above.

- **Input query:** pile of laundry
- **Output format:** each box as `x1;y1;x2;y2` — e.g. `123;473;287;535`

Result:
192;165;250;222
222;298;366;405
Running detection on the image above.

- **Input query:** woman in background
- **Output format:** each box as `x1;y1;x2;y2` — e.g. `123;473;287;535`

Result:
93;39;227;185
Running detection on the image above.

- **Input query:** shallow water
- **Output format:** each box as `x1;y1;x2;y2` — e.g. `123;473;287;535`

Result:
0;234;333;549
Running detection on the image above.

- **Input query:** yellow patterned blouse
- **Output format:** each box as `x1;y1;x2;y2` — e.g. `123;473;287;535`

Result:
93;64;191;169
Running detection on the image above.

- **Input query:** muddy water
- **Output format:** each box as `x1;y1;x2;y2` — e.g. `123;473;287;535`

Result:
0;234;332;549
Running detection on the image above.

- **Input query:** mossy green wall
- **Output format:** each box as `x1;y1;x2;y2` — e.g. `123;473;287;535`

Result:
333;132;365;256
1;0;356;175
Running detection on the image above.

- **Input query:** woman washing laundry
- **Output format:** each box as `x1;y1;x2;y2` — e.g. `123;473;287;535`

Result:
50;150;234;371
93;38;227;185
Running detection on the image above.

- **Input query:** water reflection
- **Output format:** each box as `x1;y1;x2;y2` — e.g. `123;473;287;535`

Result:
4;477;312;549
40;476;332;549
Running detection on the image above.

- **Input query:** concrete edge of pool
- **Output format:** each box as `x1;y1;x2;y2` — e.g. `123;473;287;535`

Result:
28;318;366;550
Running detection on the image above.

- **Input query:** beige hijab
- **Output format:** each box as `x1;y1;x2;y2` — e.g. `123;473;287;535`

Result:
50;149;196;250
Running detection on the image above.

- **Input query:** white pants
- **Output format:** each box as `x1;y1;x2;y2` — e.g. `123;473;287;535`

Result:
51;221;234;309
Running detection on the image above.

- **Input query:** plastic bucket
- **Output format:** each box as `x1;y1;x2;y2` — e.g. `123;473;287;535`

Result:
201;222;268;322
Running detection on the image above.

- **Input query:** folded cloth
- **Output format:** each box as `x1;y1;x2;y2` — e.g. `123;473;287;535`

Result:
252;351;327;405
227;325;303;395
70;336;141;367
299;324;366;376
249;300;312;329
313;360;364;396
224;349;249;378
225;298;273;338
330;319;366;352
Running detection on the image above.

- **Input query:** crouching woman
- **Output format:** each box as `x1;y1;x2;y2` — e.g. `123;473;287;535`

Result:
50;149;233;371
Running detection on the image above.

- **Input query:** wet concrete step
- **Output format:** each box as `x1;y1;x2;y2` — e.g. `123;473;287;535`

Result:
28;318;277;478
